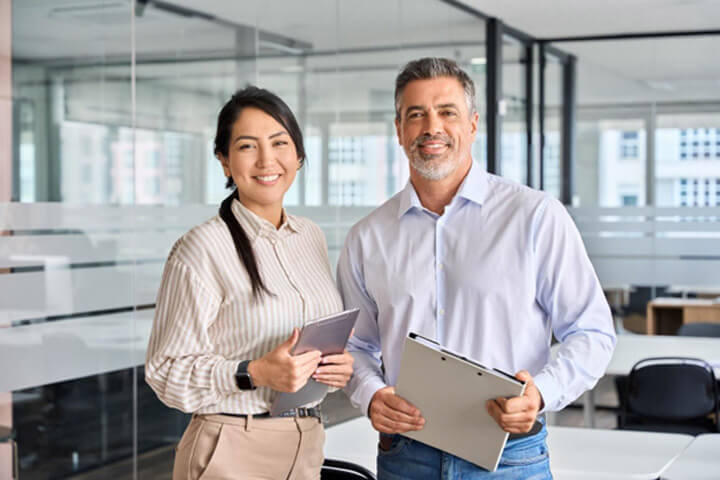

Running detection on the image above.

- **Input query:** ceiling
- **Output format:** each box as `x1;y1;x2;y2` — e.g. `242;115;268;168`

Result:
460;0;720;38
11;0;720;106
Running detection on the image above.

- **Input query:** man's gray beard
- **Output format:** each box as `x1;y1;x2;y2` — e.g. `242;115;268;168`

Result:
410;154;458;181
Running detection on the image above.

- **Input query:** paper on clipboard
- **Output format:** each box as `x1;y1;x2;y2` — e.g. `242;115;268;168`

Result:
395;333;526;472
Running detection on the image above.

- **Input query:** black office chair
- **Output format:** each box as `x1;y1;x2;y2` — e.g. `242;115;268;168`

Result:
615;357;719;435
677;322;720;338
321;459;376;480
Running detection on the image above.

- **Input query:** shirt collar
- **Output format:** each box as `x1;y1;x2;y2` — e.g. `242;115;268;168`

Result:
396;160;487;218
455;160;488;206
231;198;301;241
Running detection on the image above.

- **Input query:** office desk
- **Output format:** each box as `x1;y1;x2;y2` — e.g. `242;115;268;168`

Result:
555;335;720;427
661;434;720;480
646;297;720;335
324;419;695;479
667;285;720;299
547;426;693;480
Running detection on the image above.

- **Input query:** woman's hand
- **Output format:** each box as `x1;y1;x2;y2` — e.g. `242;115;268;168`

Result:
248;328;321;393
312;350;354;388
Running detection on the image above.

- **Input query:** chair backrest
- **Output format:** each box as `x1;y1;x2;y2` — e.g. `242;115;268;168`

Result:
321;459;376;480
677;322;720;338
626;357;718;421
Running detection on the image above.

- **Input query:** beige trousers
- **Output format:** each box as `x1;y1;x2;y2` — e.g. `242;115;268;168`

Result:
173;414;325;480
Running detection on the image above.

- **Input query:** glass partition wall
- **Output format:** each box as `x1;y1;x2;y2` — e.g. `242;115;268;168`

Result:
2;1;495;477
554;34;720;334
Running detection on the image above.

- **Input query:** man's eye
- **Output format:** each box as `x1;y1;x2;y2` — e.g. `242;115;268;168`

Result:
408;112;423;119
442;110;457;117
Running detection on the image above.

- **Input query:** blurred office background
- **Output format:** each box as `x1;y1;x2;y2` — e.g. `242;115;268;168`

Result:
1;0;719;478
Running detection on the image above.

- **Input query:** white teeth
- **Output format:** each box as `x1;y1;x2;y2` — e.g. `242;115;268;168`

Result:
256;175;279;182
424;144;445;149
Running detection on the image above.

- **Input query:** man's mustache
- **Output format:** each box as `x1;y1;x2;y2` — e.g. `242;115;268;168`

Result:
410;134;454;152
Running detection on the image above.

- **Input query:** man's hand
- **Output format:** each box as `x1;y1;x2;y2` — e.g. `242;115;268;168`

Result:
248;328;322;393
368;386;425;434
486;370;543;434
312;350;354;388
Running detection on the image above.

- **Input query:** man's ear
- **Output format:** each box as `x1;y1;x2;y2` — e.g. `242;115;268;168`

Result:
395;117;403;145
469;111;479;138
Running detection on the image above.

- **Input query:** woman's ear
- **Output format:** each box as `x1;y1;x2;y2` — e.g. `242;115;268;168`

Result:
218;154;231;177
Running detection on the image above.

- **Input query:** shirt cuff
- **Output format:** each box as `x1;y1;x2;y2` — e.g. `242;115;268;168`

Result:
213;359;241;394
533;371;562;413
350;376;388;417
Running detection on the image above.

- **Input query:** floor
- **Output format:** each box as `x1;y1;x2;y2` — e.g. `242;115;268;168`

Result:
67;377;621;479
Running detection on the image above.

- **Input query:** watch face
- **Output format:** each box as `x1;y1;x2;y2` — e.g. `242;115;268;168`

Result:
236;361;255;390
236;372;253;390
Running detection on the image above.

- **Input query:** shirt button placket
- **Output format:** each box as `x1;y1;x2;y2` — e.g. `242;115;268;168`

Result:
435;217;444;344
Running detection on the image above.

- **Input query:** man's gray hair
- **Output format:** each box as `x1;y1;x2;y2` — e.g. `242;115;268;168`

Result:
394;57;477;120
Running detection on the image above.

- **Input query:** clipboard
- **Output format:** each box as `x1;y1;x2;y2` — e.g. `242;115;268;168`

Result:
395;333;526;472
269;308;359;416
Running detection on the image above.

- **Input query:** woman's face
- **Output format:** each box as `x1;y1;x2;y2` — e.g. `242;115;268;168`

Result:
219;107;299;224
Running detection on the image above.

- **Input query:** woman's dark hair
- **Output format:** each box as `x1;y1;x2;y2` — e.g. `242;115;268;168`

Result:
215;86;306;300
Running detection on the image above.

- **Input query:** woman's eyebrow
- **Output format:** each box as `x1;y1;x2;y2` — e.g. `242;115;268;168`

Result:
232;135;257;144
268;131;288;139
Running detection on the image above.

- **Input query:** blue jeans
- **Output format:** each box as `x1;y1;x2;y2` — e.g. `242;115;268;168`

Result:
376;425;552;480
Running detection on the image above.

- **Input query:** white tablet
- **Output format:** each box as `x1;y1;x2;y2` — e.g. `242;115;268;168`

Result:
270;308;359;416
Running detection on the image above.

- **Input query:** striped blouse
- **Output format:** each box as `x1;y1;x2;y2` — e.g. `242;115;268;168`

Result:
145;199;343;414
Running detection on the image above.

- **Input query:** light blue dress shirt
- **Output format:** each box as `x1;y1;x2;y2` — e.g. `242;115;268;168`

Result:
337;161;616;416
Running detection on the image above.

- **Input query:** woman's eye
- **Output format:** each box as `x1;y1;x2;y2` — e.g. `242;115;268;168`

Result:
238;144;253;151
274;140;288;147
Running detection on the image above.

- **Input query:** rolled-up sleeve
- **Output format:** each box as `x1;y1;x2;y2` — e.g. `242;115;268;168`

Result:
337;229;387;416
145;259;238;413
532;198;617;412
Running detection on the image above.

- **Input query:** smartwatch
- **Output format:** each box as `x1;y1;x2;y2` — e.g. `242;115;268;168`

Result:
235;360;256;390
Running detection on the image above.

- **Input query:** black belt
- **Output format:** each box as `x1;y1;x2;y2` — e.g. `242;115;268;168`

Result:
220;407;322;420
507;415;545;441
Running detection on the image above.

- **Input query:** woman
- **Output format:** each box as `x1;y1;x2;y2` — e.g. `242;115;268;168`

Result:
145;86;354;480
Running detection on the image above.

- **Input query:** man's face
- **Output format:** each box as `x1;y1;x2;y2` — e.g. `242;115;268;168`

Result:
395;76;478;181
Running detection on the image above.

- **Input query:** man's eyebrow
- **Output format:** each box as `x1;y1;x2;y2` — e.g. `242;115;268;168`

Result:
405;106;425;115
437;103;460;109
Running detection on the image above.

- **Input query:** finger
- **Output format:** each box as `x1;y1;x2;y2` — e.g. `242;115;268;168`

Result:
320;353;351;364
384;393;421;417
372;415;425;434
501;396;532;414
375;402;424;425
493;396;509;411
486;399;504;425
281;327;300;350
515;370;533;385
495;411;536;426
294;350;323;366
314;377;349;388
315;363;353;375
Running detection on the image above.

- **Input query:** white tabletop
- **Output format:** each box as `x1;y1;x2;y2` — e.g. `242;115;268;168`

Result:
324;418;698;479
324;416;377;473
547;426;694;480
605;335;720;376
661;434;720;480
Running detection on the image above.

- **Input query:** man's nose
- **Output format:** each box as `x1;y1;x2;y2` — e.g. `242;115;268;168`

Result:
423;111;443;136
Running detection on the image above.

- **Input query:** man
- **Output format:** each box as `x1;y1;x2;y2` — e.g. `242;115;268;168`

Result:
337;57;616;479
